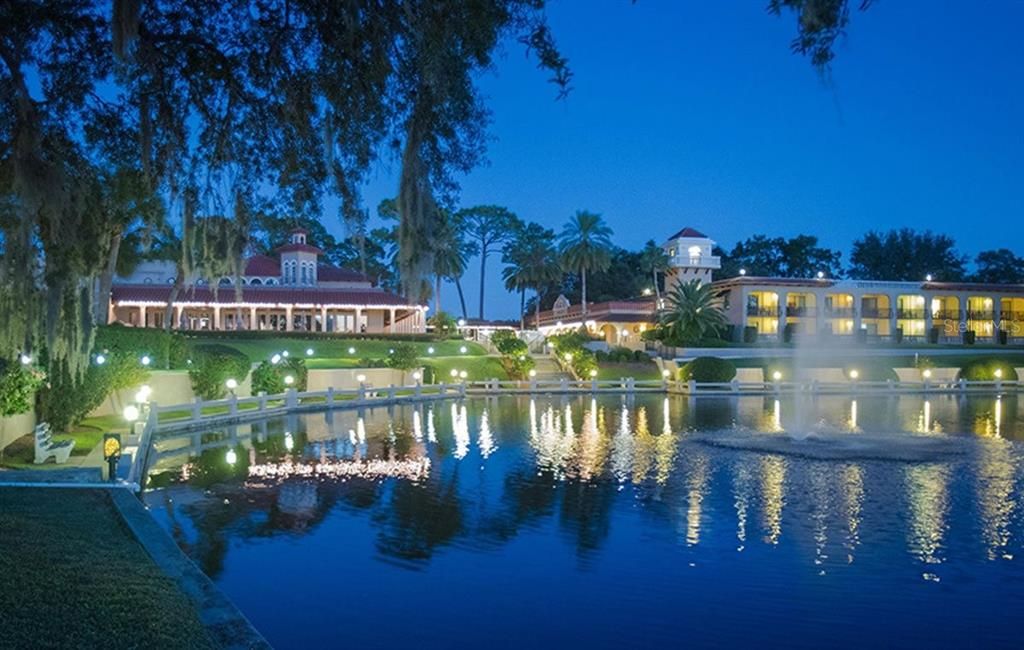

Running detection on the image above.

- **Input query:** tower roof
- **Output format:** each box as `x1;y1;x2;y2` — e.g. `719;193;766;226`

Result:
667;227;708;239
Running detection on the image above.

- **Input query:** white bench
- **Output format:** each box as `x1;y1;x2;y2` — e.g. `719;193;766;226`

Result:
33;423;74;465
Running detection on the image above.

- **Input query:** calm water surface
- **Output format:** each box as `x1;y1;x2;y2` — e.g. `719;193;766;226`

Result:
144;394;1024;648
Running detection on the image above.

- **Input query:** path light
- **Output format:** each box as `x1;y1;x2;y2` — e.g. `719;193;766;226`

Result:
356;374;366;383
412;371;422;382
922;369;932;379
459;370;468;380
739;268;747;276
95;354;106;365
450;368;459;378
388;348;394;354
19;353;31;365
564;353;573;362
772;370;782;381
225;448;237;465
816;271;825;279
225;378;238;391
849;369;860;380
140;354;151;366
284;375;295;386
589;369;598;378
282;350;290;357
135;385;152;403
925;274;933;282
427;346;435;354
994;369;1003;379
271;354;282;364
306;348;314;356
662;369;672;379
460;346;467;354
348;347;356;355
123;405;140;423
528;369;537;378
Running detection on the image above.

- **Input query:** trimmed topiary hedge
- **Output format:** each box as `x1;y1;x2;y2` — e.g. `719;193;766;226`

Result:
679;357;736;383
94;324;189;369
39;352;150;431
251;357;308;394
385;343;419;370
188;345;251;400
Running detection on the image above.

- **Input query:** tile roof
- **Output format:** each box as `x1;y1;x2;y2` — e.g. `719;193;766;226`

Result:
667;227;708;239
111;284;419;307
317;265;371;283
244;254;280;276
275;242;324;255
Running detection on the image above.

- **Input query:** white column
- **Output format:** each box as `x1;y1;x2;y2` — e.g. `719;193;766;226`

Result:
249;306;257;331
212;305;221;331
354;307;363;333
174;305;183;330
285;305;294;331
320;305;328;332
389;307;396;333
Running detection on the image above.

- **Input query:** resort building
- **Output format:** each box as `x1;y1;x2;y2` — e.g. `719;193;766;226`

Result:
531;227;1024;346
110;228;427;333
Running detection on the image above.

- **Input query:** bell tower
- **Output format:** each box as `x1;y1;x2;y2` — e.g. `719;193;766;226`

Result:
662;227;720;294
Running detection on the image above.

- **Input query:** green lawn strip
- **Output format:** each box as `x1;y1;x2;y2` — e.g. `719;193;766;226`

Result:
597;362;662;381
0;419;112;469
158;400;285;423
188;335;486;364
426;355;509;382
0;488;216;649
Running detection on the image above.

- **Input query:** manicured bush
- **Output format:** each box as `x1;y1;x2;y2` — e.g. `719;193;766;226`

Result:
633;349;648;362
678;357;736;383
251;357;308;394
958;359;1016;382
188;345;251;400
0;362;45;417
38;352;150;431
385;343;419;370
427;311;459;339
358;357;389;368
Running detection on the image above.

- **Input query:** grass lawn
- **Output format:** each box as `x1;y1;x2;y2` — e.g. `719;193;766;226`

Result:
597;362;662;381
0;416;119;469
0;488;216;649
188;334;486;364
425;355;509;382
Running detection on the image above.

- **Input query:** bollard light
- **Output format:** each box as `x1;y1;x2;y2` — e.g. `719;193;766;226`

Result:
849;369;860;380
95;354;106;365
225;378;238;391
271;353;282;365
306;348;314;356
922;369;932;379
123;405;140;423
284;375;295;386
772;370;782;381
529;369;537;378
140;354;151;366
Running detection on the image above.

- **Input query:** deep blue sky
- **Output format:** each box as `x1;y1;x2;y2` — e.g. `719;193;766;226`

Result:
344;1;1023;319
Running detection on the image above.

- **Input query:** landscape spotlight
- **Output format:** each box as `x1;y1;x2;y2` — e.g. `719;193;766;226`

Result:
95;354;106;365
412;371;422;382
460;346;468;354
564;353;573;362
450;368;459;378
271;354;282;365
457;319;466;327
225;448;237;465
925;274;933;282
282;350;290;357
816;271;825;279
662;369;672;378
589;369;598;378
140;354;151;366
285;432;295;451
135;385;152;403
642;288;653;296
388;348;394;354
427;346;435;354
459;370;468;379
356;374;366;383
739;268;747;276
348;347;356;355
306;348;314;356
284;375;295;385
19;354;31;365
225;378;238;391
922;369;932;379
994;369;1003;379
528;369;537;378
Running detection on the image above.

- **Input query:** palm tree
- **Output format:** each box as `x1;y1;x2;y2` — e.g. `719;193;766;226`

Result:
558;210;613;316
657;279;728;343
502;223;560;329
431;212;474;317
639;239;670;299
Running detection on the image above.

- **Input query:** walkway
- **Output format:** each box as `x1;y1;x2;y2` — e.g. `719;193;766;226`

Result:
531;355;570;380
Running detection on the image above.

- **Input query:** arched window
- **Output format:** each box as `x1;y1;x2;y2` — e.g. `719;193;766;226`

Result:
300;264;308;285
219;277;232;286
250;278;262;286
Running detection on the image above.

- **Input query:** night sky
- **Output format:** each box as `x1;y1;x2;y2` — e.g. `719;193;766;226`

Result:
344;1;1023;318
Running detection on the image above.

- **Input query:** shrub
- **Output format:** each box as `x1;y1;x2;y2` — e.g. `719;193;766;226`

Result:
0;362;45;417
358;357;388;368
678;357;736;383
38;352;150;431
188;345;251;400
251;357;308;394
633;349;649;362
427;311;459;339
385;343;419;370
958;359;1016;382
491;331;526;355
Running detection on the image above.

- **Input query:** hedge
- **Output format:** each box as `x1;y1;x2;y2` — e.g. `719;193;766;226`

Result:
0;362;45;417
38;352;150;431
958;359;1016;382
385;343;419;370
94;324;189;369
188;345;252;400
679;357;736;383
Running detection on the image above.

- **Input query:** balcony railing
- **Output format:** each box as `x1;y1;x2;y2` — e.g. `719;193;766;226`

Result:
825;307;855;318
968;310;995;321
932;310;960;321
861;307;892;319
670;255;721;269
786;305;812;317
1004;310;1024;322
747;305;779;317
896;309;926;320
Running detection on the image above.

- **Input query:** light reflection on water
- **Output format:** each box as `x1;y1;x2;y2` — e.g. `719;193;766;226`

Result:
144;394;1024;649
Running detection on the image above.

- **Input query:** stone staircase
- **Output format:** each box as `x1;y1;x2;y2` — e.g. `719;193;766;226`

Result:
531;355;570;380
